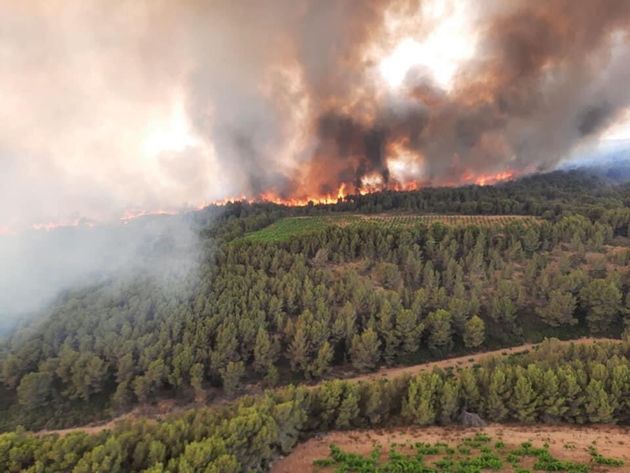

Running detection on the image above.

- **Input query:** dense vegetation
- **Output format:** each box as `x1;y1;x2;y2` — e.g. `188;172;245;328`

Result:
0;169;629;432
314;433;625;473
2;340;630;472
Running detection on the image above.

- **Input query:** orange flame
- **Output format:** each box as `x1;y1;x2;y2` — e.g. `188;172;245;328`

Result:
6;170;519;234
222;169;516;207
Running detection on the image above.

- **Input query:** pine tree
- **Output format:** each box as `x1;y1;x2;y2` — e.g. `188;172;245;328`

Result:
396;309;423;356
363;381;389;426
350;329;381;372
536;290;577;327
511;373;538;423
253;328;274;375
558;367;585;423
584;379;614;423
580;279;622;333
485;368;510;421
221;361;245;398
335;384;360;429
189;363;205;402
312;341;333;378
288;327;310;376
16;372;52;408
463;315;485;349
439;378;460;425
403;372;441;425
459;368;481;412
426;309;453;355
539;369;566;421
377;300;399;365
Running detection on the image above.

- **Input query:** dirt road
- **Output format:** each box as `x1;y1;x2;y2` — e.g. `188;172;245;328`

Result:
338;337;613;384
35;337;618;437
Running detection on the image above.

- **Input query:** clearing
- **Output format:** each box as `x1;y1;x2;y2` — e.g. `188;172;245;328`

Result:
242;214;541;242
272;424;630;473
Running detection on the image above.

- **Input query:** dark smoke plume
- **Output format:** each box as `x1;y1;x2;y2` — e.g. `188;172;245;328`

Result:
289;0;630;195
3;0;630;221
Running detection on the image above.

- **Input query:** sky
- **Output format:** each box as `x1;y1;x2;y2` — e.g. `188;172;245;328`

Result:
2;0;630;232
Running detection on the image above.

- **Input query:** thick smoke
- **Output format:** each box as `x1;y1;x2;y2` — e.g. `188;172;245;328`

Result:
179;0;630;198
295;0;630;194
3;0;630;223
0;215;201;334
3;0;630;326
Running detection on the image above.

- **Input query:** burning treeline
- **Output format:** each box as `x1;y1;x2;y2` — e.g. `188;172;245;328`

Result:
191;0;630;204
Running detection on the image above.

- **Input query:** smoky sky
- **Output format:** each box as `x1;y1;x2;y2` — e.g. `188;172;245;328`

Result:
0;213;202;332
2;0;630;229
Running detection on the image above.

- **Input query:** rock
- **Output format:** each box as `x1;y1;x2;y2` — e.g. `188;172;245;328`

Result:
459;410;487;427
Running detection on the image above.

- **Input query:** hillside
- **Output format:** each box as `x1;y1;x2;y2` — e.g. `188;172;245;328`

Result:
1;169;629;431
0;169;630;471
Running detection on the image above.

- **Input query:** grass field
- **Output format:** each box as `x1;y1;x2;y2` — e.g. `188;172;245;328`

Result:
241;216;348;243
242;214;540;243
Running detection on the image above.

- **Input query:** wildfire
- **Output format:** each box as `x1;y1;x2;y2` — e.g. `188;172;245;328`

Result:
119;209;178;223
226;168;516;207
30;218;94;232
6;171;519;235
471;171;515;186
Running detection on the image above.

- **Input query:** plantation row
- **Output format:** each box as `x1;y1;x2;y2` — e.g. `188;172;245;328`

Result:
314;434;625;473
360;214;540;228
244;214;541;242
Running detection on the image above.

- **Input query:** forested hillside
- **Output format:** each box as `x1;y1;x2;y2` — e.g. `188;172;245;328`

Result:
0;169;629;435
2;339;630;472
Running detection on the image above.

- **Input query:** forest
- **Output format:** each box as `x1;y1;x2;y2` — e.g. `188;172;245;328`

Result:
2;340;630;472
0;168;629;471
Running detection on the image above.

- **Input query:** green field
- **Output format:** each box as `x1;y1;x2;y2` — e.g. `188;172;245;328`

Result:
314;434;624;473
241;216;349;243
242;214;540;243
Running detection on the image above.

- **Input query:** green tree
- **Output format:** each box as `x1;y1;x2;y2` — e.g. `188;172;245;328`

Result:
396;309;423;356
426;309;453;355
189;363;205;401
312;341;333;378
485;368;510;421
221;361;245;397
584;379;614;423
463;315;485;349
580;280;622;333
335;385;360;429
536;290;577;327
375;262;402;290
253;328;274;375
350;329;381;372
511;373;537;423
17;372;52;408
403;372;442;425
539;369;566;421
439;378;460;425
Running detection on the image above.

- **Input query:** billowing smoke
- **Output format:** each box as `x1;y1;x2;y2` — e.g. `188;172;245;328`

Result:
293;0;630;196
0;214;202;334
3;0;630;223
183;0;630;199
2;0;630;327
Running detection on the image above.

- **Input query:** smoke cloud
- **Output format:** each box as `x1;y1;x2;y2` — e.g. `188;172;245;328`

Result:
2;0;630;225
0;214;202;334
2;0;630;326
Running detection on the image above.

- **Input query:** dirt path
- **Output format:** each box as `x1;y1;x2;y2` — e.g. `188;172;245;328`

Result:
35;414;134;437
337;337;613;384
271;424;630;472
34;337;617;437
